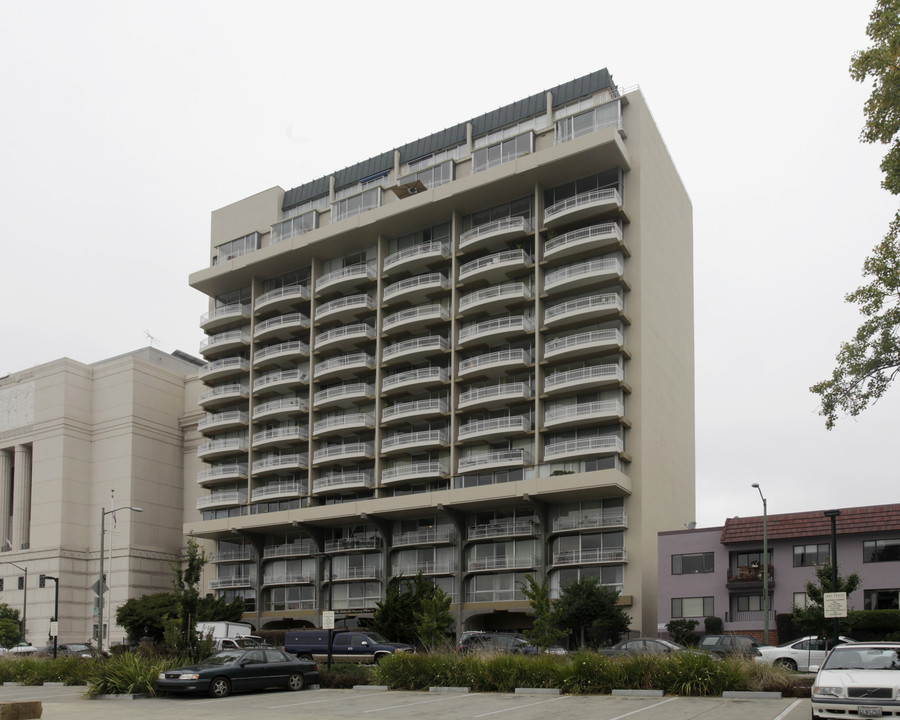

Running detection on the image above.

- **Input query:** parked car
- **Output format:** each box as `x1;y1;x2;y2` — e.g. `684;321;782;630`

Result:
156;648;318;698
37;643;102;658
756;635;855;672
458;632;538;655
811;641;900;719
601;638;687;657
284;629;412;664
697;634;764;657
8;642;38;655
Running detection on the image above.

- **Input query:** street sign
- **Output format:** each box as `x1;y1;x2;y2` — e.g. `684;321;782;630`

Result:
322;610;335;629
91;579;108;596
824;592;848;618
50;621;58;637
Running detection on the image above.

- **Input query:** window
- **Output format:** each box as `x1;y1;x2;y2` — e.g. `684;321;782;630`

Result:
864;589;900;610
331;187;382;222
735;594;769;612
864;538;900;563
555;101;621;143
671;597;713;618
793;592;811;609
793;543;830;567
213;232;260;265
398;160;453;190
672;552;714;574
472;132;532;173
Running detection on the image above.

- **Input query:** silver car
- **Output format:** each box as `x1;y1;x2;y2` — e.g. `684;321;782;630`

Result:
756;635;855;672
811;642;900;719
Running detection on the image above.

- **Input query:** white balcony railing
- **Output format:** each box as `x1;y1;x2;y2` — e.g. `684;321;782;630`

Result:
544;293;623;324
197;489;248;509
458;382;532;407
468;554;537;571
252;481;307;501
198;384;249;404
383;304;448;331
252;453;309;472
392;561;456;575
544;364;623;391
313;441;374;463
252;424;308;445
544;222;623;257
458;249;531;281
313;383;375;406
544;257;624;291
316;323;375;348
253;313;310;337
209;575;253;589
381;461;448;484
544;435;623;459
552;548;627;565
254;368;310;390
313;471;375;492
197;438;248;457
383;241;450;271
392;527;456;546
200;303;251;328
458;415;530;440
544;328;623;358
317;262;376;292
198;356;250;379
382;335;448;362
263;540;315;558
198;411;249;432
458;283;532;312
544;400;624;425
552;511;628;533
459;216;532;249
199;330;250;354
313;412;375;435
381;430;448;452
382;398;448;421
458;348;532;375
468;518;537;539
382;366;448;391
253;340;309;363
253;396;308;418
544;188;622;223
382;273;448;301
315;293;375;320
197;463;248;484
458;448;531;472
314;353;375;378
255;283;310;310
458;316;533;343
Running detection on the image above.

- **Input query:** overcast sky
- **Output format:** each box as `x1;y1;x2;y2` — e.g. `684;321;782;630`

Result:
1;1;896;527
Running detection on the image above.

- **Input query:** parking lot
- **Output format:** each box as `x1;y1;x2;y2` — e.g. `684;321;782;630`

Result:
0;685;814;720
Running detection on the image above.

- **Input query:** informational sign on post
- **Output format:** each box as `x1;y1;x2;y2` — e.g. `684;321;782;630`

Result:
49;621;59;637
322;610;335;629
824;592;848;618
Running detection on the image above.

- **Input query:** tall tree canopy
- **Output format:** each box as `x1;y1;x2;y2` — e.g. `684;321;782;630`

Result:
812;0;900;427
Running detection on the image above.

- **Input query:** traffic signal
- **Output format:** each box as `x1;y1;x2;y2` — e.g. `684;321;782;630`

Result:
39;574;46;588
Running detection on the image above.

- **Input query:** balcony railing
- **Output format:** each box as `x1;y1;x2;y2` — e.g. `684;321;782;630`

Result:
198;411;249;432
544;364;623;392
313;412;375;435
197;489;248;509
332;566;382;580
263;540;315;558
313;383;375;406
317;262;376;292
199;330;250;354
200;303;251;329
254;369;310;390
315;323;375;348
252;453;309;472
253;396;308;418
544;257;624;291
198;383;249;405
382;366;448;392
392;527;456;546
381;430;448;452
458;448;531;471
255;283;310;310
543;222;623;259
253;313;310;338
313;471;375;493
313;441;374;464
544;435;623;459
544;400;624;425
383;273;448;301
324;535;380;552
458;283;532;312
458;250;531;281
392;561;456;576
544;328;623;359
262;571;316;585
458;316;533;344
468;554;537;571
197;463;248;484
253;340;309;364
458;382;532;408
197;438;248;458
469;518;537;539
459;216;532;249
315;293;375;320
553;511;628;532
252;481;307;501
383;241;450;271
383;305;449;331
544;189;622;224
252;424;308;446
209;575;253;589
382;398;448;422
544;293;623;325
552;548;627;565
382;335;448;362
208;547;256;563
314;353;375;378
381;461;448;484
198;356;250;379
458;415;530;440
458;348;532;375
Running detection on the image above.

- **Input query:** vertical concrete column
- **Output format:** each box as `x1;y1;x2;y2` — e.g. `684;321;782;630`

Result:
11;445;31;550
0;450;12;547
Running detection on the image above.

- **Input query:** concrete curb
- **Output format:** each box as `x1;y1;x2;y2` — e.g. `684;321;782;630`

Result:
722;691;782;699
429;686;470;693
612;689;664;697
356;685;389;691
515;688;560;695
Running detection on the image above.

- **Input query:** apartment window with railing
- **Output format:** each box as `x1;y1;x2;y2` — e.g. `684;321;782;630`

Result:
272;210;317;243
332;186;383;222
544;169;621;209
472;132;532;173
550;565;623;599
864;538;900;563
672;552;714;575
793;543;830;567
672;596;714;618
555;100;622;143
213;232;260;265
463;197;532;232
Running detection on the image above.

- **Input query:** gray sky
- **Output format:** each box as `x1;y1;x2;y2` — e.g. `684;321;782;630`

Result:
1;1;896;527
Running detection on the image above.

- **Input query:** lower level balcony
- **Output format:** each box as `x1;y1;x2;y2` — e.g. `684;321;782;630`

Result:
458;448;531;472
467;555;538;572
312;471;374;494
251;481;307;502
392;561;456;576
552;548;627;566
209;575;253;589
197;463;248;486
544;435;623;460
197;489;248;510
381;461;448;485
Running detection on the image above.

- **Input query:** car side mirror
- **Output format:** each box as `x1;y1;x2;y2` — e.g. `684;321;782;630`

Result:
809;665;820;673
361;641;368;646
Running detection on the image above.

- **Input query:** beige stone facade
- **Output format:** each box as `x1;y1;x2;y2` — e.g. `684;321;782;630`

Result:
188;70;695;636
0;348;201;648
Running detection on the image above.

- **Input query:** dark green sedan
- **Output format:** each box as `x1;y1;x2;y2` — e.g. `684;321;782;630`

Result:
157;648;319;698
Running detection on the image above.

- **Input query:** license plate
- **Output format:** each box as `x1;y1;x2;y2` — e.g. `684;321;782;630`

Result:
858;706;883;717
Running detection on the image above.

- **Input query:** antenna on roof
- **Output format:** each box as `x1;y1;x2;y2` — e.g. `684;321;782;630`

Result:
144;329;160;348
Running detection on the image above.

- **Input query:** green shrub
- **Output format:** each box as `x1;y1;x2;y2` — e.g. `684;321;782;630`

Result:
85;651;188;697
704;616;723;635
319;662;376;688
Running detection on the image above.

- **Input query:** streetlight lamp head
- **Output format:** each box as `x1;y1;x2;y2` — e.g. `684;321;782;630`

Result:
132;507;143;513
751;483;759;488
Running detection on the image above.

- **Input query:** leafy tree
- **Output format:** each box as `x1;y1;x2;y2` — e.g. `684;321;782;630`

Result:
520;574;568;650
116;592;178;643
552;576;631;649
171;537;207;652
666;618;699;645
196;592;246;622
793;562;861;638
812;0;900;427
0;604;22;648
371;574;453;649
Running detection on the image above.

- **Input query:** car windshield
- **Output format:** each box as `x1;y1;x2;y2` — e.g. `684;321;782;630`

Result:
363;632;388;643
823;647;900;670
201;652;242;666
699;637;718;647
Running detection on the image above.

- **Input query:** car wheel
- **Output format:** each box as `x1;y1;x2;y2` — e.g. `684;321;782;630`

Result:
208;676;231;698
287;673;305;691
775;658;798;671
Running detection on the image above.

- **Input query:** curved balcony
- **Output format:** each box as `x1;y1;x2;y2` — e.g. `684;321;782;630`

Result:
458;448;531;472
392;527;456;546
200;303;251;333
314;353;375;380
252;424;308;448
552;511;628;533
198;411;249;433
544;257;624;294
543;364;623;395
254;283;310;313
199;330;250;358
313;412;375;436
458;249;532;284
381;398;449;424
543;435;623;460
382;335;449;365
458;283;532;315
313;383;375;409
458;382;533;410
263;539;314;558
544;328;624;361
458;348;532;379
459;216;532;252
315;323;375;351
209;574;253;589
198;383;249;409
543;222;624;261
543;293;624;329
312;471;375;494
469;518;537;540
382;366;449;395
253;369;310;395
382;304;449;334
253;396;308;421
332;566;382;581
324;536;381;553
458;316;533;347
544;188;623;228
544;400;625;428
197;463;248;486
262;571;316;586
253;340;310;369
198;356;250;382
552;547;627;566
467;554;537;572
458;415;530;442
314;293;375;323
392;561;456;576
313;441;375;464
382;273;448;304
383;241;450;275
197;489;248;510
197;437;248;460
252;453;309;474
208;547;256;563
251;480;307;502
381;429;449;454
253;313;310;341
381;461;449;486
316;262;376;295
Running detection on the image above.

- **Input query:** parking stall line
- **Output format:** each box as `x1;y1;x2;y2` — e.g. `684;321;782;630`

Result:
605;697;678;720
473;694;570;718
365;693;481;713
773;699;804;720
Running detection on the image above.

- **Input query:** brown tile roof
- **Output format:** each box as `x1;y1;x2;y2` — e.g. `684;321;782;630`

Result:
720;503;900;544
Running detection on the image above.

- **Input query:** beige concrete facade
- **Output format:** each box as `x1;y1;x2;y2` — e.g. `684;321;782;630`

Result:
0;348;201;648
188;72;694;636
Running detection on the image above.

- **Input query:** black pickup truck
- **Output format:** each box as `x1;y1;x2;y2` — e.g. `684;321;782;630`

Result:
283;629;413;664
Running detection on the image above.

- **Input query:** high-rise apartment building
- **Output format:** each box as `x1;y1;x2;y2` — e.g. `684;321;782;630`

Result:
187;69;694;636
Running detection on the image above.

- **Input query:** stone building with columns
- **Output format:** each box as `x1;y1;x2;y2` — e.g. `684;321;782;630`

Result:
0;347;202;648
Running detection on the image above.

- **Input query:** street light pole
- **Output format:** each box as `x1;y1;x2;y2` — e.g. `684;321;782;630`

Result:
97;504;142;654
751;483;769;645
45;576;59;658
824;509;842;647
4;562;27;641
